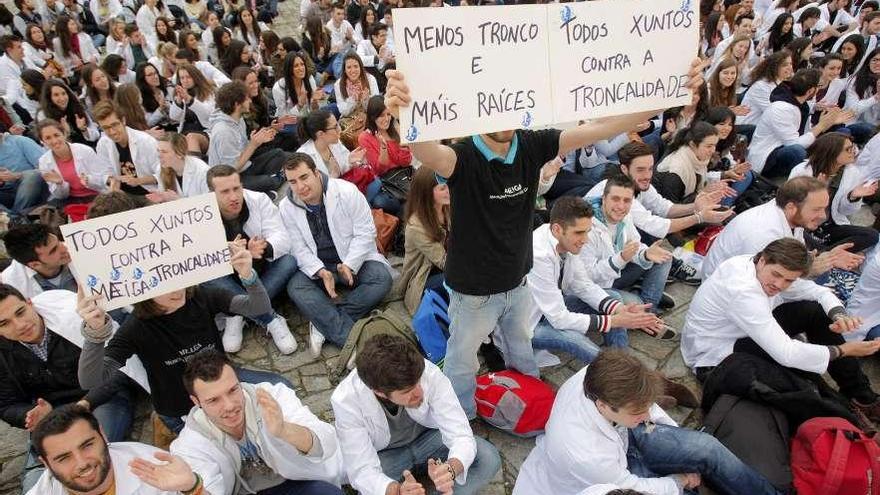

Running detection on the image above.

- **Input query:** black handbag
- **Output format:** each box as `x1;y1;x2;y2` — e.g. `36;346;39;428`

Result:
380;166;414;203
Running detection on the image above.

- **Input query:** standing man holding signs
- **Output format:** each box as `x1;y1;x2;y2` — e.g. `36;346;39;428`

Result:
383;62;704;417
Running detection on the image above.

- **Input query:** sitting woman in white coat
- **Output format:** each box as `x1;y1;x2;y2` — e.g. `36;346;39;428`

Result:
738;50;794;126
36;119;113;206
51;15;99;80
514;350;779;495
333;52;379;118
148;132;210;202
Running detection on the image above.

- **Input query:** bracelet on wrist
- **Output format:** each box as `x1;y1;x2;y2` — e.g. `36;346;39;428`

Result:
182;472;202;495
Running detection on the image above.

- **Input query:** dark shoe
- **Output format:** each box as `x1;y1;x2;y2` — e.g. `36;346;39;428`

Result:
479;342;506;372
661;376;700;408
668;257;701;285
658;292;676;310
851;406;878;435
852;397;880;424
656;395;678;410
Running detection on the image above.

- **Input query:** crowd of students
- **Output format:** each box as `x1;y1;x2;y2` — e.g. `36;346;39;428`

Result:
2;0;880;493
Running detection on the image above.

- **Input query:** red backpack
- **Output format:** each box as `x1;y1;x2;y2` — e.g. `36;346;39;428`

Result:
475;370;555;437
791;417;880;495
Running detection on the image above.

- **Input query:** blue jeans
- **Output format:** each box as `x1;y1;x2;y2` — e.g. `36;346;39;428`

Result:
866;324;880;340
531;295;628;363
287;260;392;346
259;479;343;495
544;169;603;202
21;387;133;492
444;281;539;418
846;122;876;145
378;429;501;495
762;144;807;178
611;261;672;313
627;423;780;495
721;170;754;207
0;170;48;217
204;254;299;326
158;366;293;434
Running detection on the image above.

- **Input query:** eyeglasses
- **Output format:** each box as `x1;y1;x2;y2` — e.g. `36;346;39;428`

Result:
323;123;339;131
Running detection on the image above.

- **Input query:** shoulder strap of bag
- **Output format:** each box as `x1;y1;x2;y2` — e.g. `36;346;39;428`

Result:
820;429;852;494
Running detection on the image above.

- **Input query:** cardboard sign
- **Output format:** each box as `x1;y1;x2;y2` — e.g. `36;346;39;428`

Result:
60;193;232;311
394;0;697;143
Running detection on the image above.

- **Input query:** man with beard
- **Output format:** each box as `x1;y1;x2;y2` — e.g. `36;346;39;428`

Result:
28;405;202;494
701;176;863;278
171;350;344;494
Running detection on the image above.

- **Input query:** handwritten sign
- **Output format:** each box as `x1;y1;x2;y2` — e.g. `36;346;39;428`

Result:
394;0;697;143
60;193;232;311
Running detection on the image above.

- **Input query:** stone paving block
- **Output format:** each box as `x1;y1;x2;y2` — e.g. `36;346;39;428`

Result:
0;427;26;459
302;374;334;393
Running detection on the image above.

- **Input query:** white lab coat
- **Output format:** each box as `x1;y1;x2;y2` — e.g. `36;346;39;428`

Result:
847;249;880;341
737;79;777;126
513;366;678;495
702;200;803;278
279;174;389;278
749;100;816;174
586;180;675;239
90;0;123;25
297;139;353;177
789;161;864;225
168;93;215;130
683;255;839;372
96;127;162;192
27;442;175;495
577;207;652;290
271;75;318;118
171;382;343;495
51;33;99;76
843;75;880;126
0;54;34;106
333;74;379;117
527;224;620;336
1;261;47;298
22;42;53;69
37;143;115;199
856;130;880;180
238;189;292;260
330;360;477;495
168;155;211;198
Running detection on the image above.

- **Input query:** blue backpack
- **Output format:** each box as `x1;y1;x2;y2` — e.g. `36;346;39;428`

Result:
411;287;450;366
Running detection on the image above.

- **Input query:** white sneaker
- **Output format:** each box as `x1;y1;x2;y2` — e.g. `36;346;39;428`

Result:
308;323;325;358
267;315;297;355
223;315;245;353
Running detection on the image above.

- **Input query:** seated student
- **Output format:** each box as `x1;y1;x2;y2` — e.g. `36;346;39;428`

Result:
77;240;291;434
331;334;501;495
514;350;779;495
93;101;161;197
0;285;133;492
36;119;113;205
124;23;155;69
737;50;793;127
333;52;379;119
682;238;880;420
272;51;322;125
847;248;880;341
549;131;629;201
173;47;231;88
280;153;392;357
749;68;853;177
172;350;345;495
203;165;298;354
789;132;879;252
81;64;117;113
1;223;74;298
702;176;864;278
578;175;675;316
0;130;47;218
151;132;210;201
528;196;664;363
393;167;447;315
27;405;203;495
356;23;394;90
169;62;216;154
51;15;99;80
208;81;286;194
358;95;411;176
842;47;880;143
38;79;101;147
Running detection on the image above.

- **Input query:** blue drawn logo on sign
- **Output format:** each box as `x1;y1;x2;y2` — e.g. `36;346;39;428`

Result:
522;111;533;128
150;276;159;288
561;5;573;24
87;275;98;288
406;125;419;142
133;267;143;280
680;0;691;12
109;268;121;281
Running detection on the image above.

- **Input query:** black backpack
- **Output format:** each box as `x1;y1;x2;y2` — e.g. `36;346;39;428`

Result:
702;394;794;494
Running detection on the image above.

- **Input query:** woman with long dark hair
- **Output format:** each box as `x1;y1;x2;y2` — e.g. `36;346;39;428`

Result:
334;52;379;117
212;24;233;62
708;58;746;114
81;64;116;112
653;121;727;203
394;166;449;315
39;79;100;146
704;106;755;204
834;35;865;78
154;16;176;44
758;13;794;55
271;51;321;122
789;132;879;251
301;15;334;85
52;15;99;79
843;47;880;143
169;62;215;153
136;62;171;128
358;95;411;176
233;6;262;51
739;49;794;125
702;12;725;58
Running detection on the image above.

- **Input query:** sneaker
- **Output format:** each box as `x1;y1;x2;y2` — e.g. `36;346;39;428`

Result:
668;257;702;285
852;397;880;424
658;292;676;310
661;376;700;408
267;315;297;355
308;323;325;358
223;315;245;353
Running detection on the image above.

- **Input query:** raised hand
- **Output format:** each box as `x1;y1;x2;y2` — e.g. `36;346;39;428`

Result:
645;240;672;263
129;451;198;492
427;459;454;495
256;388;285;437
400;470;425;495
25;398;52;431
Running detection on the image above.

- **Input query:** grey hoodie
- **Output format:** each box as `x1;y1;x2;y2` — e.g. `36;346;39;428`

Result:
207;109;251;170
286;169;330;211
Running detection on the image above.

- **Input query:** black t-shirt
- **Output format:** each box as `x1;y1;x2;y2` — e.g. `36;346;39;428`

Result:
105;287;232;417
116;143;149;196
446;129;561;295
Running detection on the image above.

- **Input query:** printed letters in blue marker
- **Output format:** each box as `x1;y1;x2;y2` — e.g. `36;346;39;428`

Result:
406;124;419;142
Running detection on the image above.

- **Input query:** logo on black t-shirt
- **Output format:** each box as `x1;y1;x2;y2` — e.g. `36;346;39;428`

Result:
489;183;528;200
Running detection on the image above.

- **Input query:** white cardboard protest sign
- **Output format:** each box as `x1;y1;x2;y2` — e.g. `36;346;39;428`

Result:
394;0;697;143
59;193;232;311
393;4;553;143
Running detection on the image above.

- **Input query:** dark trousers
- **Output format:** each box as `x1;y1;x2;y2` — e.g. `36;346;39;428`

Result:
735;301;876;403
814;221;879;253
241;148;288;193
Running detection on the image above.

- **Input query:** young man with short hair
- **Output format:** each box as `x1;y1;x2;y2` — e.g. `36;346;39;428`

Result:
204;165;298;354
93;100;161;197
327;3;355;59
683;238;880;420
579;175;674;317
28;405;202;494
280;153;392;356
171;350;344;495
331;334;501;495
2;223;74;298
208;81;286;194
514;350;779;495
0;35;37;110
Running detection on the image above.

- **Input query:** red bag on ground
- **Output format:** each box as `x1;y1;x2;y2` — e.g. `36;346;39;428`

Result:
475;370;555;437
694;225;724;256
791;417;880;495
